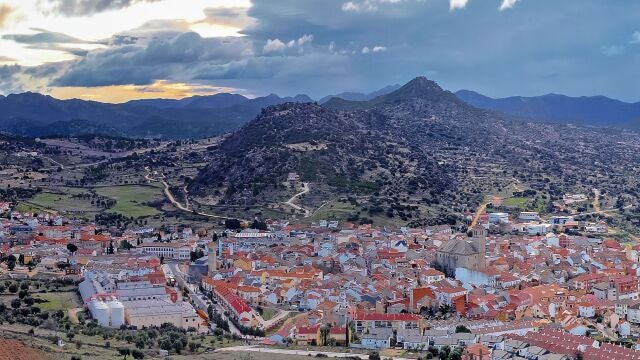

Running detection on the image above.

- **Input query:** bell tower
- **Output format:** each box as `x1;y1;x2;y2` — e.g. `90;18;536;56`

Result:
472;225;487;269
207;240;218;276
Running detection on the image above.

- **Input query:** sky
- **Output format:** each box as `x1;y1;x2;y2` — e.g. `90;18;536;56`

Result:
0;0;639;102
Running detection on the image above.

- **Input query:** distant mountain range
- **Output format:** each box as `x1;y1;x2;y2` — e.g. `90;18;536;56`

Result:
0;92;312;139
455;90;640;127
318;84;401;104
1;82;640;140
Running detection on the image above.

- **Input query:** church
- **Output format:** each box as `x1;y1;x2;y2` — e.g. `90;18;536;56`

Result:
435;226;487;277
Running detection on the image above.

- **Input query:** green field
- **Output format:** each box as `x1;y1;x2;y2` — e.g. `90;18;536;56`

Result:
503;197;529;208
95;184;163;218
33;291;80;312
503;196;546;212
27;189;101;214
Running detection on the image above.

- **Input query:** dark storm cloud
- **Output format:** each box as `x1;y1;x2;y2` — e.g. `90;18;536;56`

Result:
240;0;640;100
2;29;102;58
0;64;26;94
46;0;163;16
53;32;253;86
6;0;640;101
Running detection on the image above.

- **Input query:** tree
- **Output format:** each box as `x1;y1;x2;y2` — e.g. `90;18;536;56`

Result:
131;349;145;359
224;219;242;230
319;325;331;346
10;298;21;309
6;255;16;271
8;283;18;293
118;348;131;359
67;243;78;254
368;352;381;360
439;345;451;360
455;325;471;333
439;304;451;316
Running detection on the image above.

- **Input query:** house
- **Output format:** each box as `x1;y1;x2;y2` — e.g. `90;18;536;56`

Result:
353;312;423;335
294;325;320;345
403;335;430;351
464;343;491;360
356;330;393;350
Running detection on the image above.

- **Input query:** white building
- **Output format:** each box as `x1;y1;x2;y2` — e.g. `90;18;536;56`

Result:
138;241;196;260
518;212;540;221
125;299;200;329
488;213;509;224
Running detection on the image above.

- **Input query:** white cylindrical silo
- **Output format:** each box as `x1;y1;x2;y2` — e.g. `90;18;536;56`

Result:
108;299;125;328
90;299;110;327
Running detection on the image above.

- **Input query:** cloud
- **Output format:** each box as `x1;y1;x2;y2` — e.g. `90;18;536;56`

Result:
263;34;313;54
0;64;26;94
0;56;17;62
53;32;253;87
631;31;640;44
600;45;625;56
449;0;469;10
0;4;14;28
2;29;92;44
342;0;403;12
201;7;255;29
499;0;519;11
362;45;387;53
451;0;520;11
45;0;163;17
263;38;287;53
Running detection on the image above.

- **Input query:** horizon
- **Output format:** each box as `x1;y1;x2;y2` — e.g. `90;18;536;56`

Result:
1;1;639;102
3;76;640;105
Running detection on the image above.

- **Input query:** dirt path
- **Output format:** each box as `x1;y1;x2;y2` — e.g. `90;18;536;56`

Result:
282;182;311;217
144;167;247;221
470;202;489;228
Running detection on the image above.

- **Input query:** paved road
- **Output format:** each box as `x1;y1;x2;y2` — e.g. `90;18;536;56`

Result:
217;345;411;359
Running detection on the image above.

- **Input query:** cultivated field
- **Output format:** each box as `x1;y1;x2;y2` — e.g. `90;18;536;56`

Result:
95;184;163;218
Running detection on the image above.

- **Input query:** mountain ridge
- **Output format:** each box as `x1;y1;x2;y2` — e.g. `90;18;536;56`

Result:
455;89;640;127
0;92;313;139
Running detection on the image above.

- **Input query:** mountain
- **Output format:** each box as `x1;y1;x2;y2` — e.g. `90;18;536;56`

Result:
125;93;249;109
190;76;640;225
455;90;640;127
318;84;401;104
0;92;313;139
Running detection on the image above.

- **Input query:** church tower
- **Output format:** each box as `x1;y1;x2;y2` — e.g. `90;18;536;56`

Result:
471;225;487;269
207;240;218;276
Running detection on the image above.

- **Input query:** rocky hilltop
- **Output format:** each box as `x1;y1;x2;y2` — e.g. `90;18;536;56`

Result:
190;76;640;225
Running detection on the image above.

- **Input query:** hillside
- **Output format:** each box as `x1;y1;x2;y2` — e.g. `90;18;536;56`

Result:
455;89;640;127
0;92;312;139
318;84;401;104
190;76;640;225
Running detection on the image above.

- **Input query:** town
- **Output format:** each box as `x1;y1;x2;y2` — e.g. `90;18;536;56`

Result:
2;198;640;360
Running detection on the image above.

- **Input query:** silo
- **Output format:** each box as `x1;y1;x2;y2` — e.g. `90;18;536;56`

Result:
108;299;125;328
89;299;109;327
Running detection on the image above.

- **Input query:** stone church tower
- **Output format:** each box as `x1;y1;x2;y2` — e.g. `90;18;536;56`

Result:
207;240;218;276
435;225;487;276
